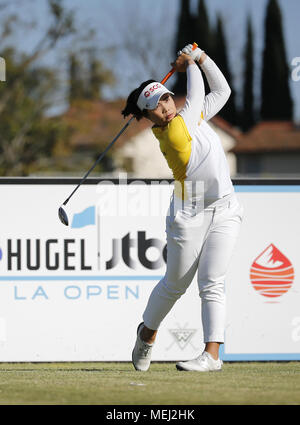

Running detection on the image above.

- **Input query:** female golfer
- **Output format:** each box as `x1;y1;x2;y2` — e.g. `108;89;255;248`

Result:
122;43;243;372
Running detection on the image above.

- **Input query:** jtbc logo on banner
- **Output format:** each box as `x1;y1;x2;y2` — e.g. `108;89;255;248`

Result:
105;231;167;270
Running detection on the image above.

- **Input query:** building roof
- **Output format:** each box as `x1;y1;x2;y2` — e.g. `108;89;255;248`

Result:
60;99;150;151
231;121;300;154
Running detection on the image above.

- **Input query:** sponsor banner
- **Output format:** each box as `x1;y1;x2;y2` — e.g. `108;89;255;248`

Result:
0;180;299;361
0;181;204;361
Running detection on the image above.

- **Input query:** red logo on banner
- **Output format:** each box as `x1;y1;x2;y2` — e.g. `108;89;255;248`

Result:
250;244;294;298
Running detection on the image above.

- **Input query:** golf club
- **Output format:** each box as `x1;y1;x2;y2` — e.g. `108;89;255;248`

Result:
58;115;135;226
58;43;198;226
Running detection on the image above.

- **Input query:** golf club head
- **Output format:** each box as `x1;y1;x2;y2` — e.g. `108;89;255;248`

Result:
58;206;69;226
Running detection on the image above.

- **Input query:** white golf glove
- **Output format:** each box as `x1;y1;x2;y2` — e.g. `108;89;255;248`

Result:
177;43;204;62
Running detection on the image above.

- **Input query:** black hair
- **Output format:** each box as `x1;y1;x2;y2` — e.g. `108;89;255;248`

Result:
122;79;156;121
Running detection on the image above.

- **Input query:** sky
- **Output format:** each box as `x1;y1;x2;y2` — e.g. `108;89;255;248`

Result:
4;0;300;123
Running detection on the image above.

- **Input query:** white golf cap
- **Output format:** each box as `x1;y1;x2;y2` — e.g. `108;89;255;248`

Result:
137;82;174;111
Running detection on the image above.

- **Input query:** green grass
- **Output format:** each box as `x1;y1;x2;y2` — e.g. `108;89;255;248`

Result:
0;362;299;405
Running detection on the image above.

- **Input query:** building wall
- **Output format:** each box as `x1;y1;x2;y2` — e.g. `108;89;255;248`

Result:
115;128;173;179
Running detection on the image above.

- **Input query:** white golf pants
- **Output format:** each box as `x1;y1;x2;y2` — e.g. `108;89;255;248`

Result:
143;192;243;343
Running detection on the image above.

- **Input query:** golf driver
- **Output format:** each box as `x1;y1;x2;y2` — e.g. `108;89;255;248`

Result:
58;115;135;226
58;43;198;226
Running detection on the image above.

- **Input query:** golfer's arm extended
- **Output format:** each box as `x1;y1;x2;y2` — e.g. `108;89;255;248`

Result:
199;55;231;121
178;63;205;136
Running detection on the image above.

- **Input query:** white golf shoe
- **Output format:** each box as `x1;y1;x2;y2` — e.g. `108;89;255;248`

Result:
176;351;223;372
132;322;153;371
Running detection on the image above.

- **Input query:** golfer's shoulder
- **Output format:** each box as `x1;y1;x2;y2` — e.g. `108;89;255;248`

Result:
168;115;192;147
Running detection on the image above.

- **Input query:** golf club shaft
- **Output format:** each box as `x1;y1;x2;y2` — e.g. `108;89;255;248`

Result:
160;42;198;85
63;116;135;205
160;68;176;85
63;42;198;206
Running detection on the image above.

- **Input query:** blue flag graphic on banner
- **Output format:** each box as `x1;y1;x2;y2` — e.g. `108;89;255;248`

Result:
71;206;95;228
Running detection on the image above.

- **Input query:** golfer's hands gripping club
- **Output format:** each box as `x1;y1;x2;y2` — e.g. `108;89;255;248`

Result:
171;42;205;73
171;53;195;73
177;43;204;62
162;42;199;84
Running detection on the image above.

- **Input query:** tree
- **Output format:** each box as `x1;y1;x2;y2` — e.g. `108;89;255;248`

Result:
0;0;116;176
193;0;215;94
241;16;255;131
213;15;237;125
87;56;107;100
260;0;293;120
0;47;69;175
0;0;75;116
68;50;114;103
172;0;195;94
194;0;213;55
68;53;86;103
0;0;77;175
100;0;175;93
